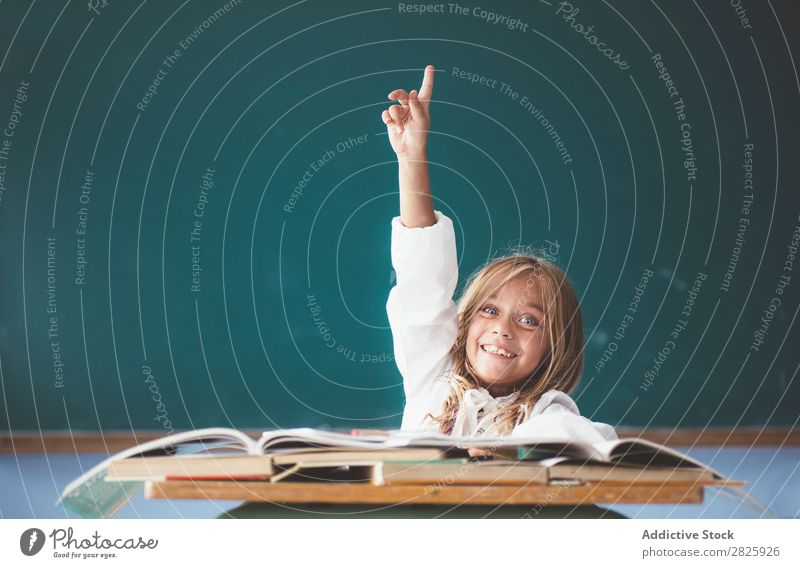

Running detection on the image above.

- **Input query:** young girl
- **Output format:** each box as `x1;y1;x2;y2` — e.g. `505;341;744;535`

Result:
381;65;618;444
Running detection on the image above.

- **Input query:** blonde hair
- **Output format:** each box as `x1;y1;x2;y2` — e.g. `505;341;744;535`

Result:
426;251;585;435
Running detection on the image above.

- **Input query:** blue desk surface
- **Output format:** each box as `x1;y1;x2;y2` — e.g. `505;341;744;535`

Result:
2;447;798;519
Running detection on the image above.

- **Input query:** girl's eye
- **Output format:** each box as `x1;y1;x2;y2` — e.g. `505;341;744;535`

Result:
482;305;539;327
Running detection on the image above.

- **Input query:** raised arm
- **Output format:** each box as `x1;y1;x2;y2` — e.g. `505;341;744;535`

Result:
382;66;459;430
382;64;436;228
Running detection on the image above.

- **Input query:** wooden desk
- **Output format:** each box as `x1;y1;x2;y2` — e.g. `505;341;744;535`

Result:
145;478;744;506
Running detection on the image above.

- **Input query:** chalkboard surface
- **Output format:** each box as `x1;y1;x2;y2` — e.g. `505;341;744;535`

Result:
0;0;797;433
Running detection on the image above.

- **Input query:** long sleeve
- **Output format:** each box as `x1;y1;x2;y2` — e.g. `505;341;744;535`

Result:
386;210;459;430
510;390;619;445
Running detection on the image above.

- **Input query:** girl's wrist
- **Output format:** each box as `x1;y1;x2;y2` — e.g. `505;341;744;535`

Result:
397;149;427;163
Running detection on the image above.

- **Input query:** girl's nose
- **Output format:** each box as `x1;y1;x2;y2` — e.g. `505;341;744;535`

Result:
492;323;512;338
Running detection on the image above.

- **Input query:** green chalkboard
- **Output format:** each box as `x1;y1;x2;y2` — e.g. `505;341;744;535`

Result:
0;0;798;433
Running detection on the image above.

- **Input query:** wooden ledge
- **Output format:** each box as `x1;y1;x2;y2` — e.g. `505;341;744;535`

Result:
143;479;745;506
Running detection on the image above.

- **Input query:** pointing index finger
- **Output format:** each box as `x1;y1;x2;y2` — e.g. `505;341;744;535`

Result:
418;64;434;105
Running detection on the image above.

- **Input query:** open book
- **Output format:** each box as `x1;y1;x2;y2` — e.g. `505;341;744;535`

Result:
516;437;725;480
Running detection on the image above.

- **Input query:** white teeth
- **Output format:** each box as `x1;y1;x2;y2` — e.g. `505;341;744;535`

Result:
481;344;515;358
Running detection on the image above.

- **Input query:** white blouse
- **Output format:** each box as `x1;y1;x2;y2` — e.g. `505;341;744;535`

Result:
386;210;619;445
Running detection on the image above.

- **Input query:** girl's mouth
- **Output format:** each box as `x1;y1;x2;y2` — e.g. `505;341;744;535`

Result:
480;343;517;359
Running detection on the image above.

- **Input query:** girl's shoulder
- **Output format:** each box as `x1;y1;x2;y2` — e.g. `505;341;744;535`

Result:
530;389;580;416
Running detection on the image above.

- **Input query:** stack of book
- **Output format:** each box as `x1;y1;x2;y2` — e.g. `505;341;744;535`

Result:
58;427;731;517
102;427;725;486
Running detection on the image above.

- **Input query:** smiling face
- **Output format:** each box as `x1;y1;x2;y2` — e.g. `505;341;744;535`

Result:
465;274;551;397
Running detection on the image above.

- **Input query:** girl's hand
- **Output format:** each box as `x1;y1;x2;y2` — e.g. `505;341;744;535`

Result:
382;64;434;158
